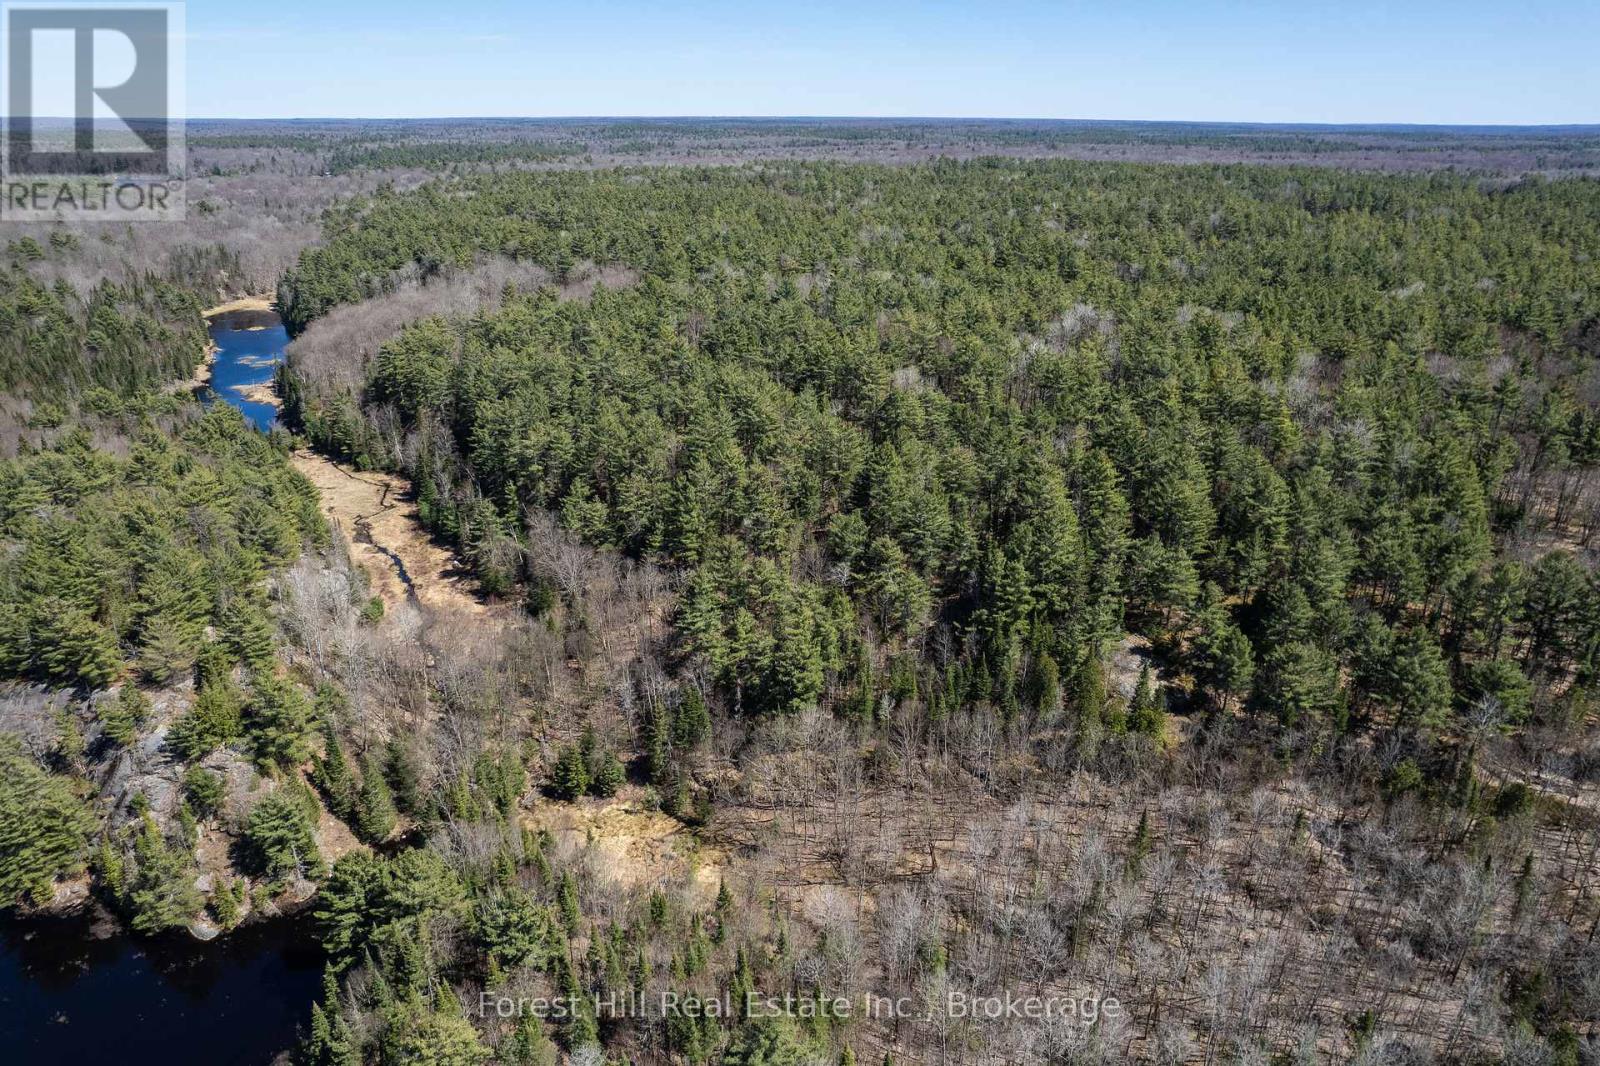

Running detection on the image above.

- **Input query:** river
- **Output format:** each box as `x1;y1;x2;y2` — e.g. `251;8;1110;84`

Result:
200;304;289;431
0;304;319;1066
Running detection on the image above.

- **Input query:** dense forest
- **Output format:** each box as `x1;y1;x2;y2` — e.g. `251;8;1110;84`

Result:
0;403;333;922
0;248;208;401
269;159;1600;1063
2;128;1600;1066
283;161;1600;738
185;118;1600;176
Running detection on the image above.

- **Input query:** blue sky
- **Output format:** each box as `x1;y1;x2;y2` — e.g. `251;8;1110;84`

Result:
185;0;1599;124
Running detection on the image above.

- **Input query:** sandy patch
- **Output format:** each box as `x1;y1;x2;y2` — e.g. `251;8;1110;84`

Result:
171;350;215;395
202;294;276;317
314;800;365;864
233;381;281;408
525;794;726;907
289;450;490;620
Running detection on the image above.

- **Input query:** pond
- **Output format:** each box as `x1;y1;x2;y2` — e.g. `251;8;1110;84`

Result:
201;307;289;431
0;909;324;1065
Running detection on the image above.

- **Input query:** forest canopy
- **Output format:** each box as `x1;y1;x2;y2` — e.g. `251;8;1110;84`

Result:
282;160;1600;740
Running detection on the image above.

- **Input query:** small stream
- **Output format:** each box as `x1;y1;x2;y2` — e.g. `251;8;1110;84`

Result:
0;305;321;1066
355;526;423;607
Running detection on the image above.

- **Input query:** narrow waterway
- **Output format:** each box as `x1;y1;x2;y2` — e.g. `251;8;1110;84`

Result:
200;305;288;431
0;303;320;1066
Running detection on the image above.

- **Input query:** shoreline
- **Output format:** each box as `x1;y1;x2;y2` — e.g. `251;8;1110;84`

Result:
175;293;281;400
201;294;276;318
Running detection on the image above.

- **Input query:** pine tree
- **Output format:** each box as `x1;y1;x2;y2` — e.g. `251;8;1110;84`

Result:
643;703;672;784
385;739;423;816
126;814;201;933
557;871;581;934
314;718;356;820
244;791;322;881
1129;662;1164;737
0;737;92;906
588;750;625;798
548;745;590;801
168;678;244;760
138;614;196;684
99;685;151;748
1383;628;1453;733
1072;652;1107;758
355;752;398;843
221;596;275;673
34;602;122;689
1191;608;1255;711
305;971;361;1066
247;675;312;770
674;687;712;748
380;993;490;1066
1126;810;1154;880
1029;651;1061;720
505;1013;557;1066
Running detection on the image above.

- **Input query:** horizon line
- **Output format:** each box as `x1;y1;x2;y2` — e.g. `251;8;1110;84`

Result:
175;115;1600;132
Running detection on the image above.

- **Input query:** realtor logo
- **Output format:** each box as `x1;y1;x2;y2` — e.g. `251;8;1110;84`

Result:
2;2;184;220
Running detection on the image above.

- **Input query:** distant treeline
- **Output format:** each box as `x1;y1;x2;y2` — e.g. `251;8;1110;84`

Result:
324;139;589;174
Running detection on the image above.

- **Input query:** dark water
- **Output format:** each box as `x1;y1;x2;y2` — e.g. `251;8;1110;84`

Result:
201;307;289;431
0;910;323;1065
0;304;318;1065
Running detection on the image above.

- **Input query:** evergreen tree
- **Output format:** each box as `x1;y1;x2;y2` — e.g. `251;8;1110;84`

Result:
244;791;323;882
0;737;92;907
1072;652;1107;758
313;718;356;820
548;745;590;801
247;675;313;770
125;814;201;933
355;752;398;843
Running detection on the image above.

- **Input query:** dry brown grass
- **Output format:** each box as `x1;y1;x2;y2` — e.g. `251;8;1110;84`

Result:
202;294;276;317
289;451;495;622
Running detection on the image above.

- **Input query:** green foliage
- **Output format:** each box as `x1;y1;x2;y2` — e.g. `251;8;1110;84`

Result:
0;406;321;694
182;766;226;820
1380;628;1454;732
1128;663;1164;737
474;888;550;968
0;736;93;907
355;752;399;843
317;851;391;967
1191;606;1255;710
1071;653;1107;755
1459;658;1534;726
721;1018;808;1066
380;993;491;1066
313;715;356;821
98;685;151;747
247;675;314;770
385;739;424;817
1384;758;1426;799
125;814;201;933
278;160;1600;752
168;677;245;760
502;1013;558;1066
243;790;323;882
589;750;626;798
0;267;207;400
547;744;590;801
